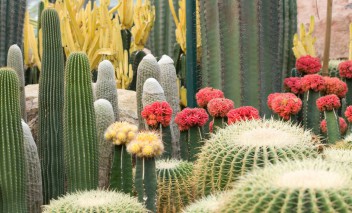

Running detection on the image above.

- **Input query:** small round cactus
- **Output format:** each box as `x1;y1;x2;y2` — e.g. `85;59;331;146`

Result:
42;190;147;212
193;118;318;197
219;159;352;213
183;193;225;213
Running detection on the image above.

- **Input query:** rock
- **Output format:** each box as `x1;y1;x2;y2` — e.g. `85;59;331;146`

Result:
25;84;138;142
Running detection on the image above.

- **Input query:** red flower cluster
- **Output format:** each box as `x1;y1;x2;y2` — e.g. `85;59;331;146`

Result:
227;106;260;125
301;74;325;92
339;60;352;79
323;77;348;98
316;94;341;112
284;77;303;94
345;106;352;123
174;108;209;131
141;101;173;128
320;117;347;135
295;55;322;74
207;98;234;118
196;87;224;108
269;93;302;120
267;93;296;110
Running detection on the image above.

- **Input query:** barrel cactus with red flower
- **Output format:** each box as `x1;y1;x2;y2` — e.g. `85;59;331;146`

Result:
295;55;322;75
207;98;234;131
339;60;352;105
267;93;302;121
227;106;260;125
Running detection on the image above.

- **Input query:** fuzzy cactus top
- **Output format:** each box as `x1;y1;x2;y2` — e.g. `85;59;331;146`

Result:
320;117;347;135
196;87;224;108
301;74;326;92
284;77;303;94
323;77;348;98
227;106;260;125
295;55;322;74
141;101;172;128
127;131;164;158
105;122;138;145
339;60;352;78
268;93;302;120
316;94;341;112
345;106;352;123
207;98;234;118
174;108;209;131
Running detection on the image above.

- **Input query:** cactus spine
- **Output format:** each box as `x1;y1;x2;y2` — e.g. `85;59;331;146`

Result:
94;99;115;189
0;68;26;212
7;44;26;121
22;121;43;213
95;60;119;121
137;54;161;129
183;194;224;213
64;52;98;192
38;8;65;204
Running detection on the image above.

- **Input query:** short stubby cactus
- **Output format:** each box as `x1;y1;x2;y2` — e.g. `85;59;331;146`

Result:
183;193;225;213
219;159;352;213
156;159;194;213
42;190;148;212
193;119;318;198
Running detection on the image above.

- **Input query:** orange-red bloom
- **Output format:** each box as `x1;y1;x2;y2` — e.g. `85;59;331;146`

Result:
227;106;260;125
284;77;303;94
141;101;173;128
295;55;322;74
345;106;352;123
270;93;302;120
339;60;352;79
323;77;348;98
196;87;224;108
320;117;347;135
301;74;325;92
174;108;209;131
207;98;234;118
316;94;341;112
267;93;296;110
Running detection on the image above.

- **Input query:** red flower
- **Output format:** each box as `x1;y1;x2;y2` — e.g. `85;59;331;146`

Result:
268;93;281;110
339;60;352;79
196;87;224;108
207;98;235;118
284;77;303;94
174;108;209;131
269;93;302;120
295;55;322;74
141;101;173;128
345;106;352;123
316;94;341;112
227;106;260;125
301;74;326;92
323;77;348;98
320;117;347;135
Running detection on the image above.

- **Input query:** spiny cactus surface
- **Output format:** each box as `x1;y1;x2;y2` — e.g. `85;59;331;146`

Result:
183;193;225;213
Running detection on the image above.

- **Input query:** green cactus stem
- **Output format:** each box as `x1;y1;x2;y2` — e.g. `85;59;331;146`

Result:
0;68;26;212
128;50;147;91
180;130;189;161
187;126;204;162
212;117;224;133
325;110;341;144
64;52;98;192
303;90;321;135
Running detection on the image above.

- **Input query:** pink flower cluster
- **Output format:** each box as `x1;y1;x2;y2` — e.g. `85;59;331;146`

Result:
227;106;260;125
295;55;322;74
284;77;303;94
339;60;352;79
345;106;352;123
323;77;348;98
316;94;341;112
207;98;234;118
196;87;224;108
301;74;325;92
267;93;302;120
320;117;347;135
174;108;209;131
141;101;173;128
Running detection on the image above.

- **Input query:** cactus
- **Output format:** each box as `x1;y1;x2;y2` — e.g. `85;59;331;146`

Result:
94;99;115;189
303;91;321;134
95;60;119;121
42;190;148;212
137;54;161;130
22;120;43;213
128;50;147;91
156;159;193;212
183;193;224;213
7;44;26;121
64;52;98;192
193;119;318;198
219;159;352;213
0;68;26;212
324;148;352;164
38;8;65;204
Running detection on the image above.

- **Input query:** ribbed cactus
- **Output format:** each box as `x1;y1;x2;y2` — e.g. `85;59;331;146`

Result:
219;160;352;213
156;159;193;213
7;44;26;121
22;120;43;213
183;194;224;213
193;119;318;198
42;190;148;212
0;68;26;212
0;0;26;66
94;99;115;189
137;54;161;129
95;60;119;121
159;55;180;158
64;52;98;192
128;50;147;91
38;8;65;204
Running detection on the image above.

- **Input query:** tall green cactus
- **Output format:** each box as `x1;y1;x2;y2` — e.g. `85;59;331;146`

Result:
0;68;26;212
38;8;65;204
128;50;147;91
95;60;119;121
64;52;98;192
7;44;26;121
22;120;43;213
0;0;26;66
325;110;341;144
303;91;321;134
94;99;115;189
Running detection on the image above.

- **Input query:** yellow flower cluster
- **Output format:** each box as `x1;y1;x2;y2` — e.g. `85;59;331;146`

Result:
104;122;138;145
127;131;164;158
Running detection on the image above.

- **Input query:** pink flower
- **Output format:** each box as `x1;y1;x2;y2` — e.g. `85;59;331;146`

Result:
301;74;326;92
207;98;235;118
345;106;352;123
339;60;352;78
196;87;224;108
296;55;322;74
141;101;173;128
316;94;341;112
284;77;303;94
174;108;209;131
227;106;260;125
320;117;347;135
269;93;302;120
323;77;348;98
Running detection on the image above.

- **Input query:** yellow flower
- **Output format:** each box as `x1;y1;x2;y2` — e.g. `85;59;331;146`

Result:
105;122;138;145
127;132;136;140
128;143;141;154
126;131;164;157
142;145;154;157
117;132;126;141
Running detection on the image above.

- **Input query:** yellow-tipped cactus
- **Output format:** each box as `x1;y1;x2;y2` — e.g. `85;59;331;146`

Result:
292;16;317;58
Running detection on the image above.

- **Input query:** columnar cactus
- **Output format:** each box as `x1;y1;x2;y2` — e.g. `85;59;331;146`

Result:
193;119;318;198
129;50;147;91
94;99;115;188
136;54;161;129
142;78;166;107
219;160;352;212
7;44;26;121
0;68;26;212
38;8;65;203
95;60;119;121
22;121;43;213
64;52;98;192
42;190;148;212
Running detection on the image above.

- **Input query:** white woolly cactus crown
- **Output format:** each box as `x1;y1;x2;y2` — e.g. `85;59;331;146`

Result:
158;55;174;65
143;78;164;94
97;60;115;81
